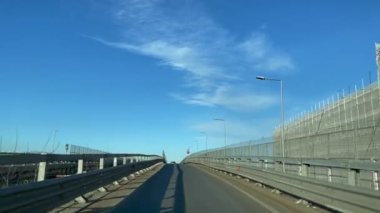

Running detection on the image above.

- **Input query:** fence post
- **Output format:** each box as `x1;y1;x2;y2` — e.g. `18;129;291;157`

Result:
348;169;359;186
113;157;118;167
37;161;46;182
99;158;104;169
337;93;342;131
327;168;332;182
77;159;83;174
362;80;368;124
300;164;308;177
123;157;127;165
373;171;379;191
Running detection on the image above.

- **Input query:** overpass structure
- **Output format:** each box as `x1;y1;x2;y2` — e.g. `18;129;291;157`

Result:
0;152;164;212
185;146;380;212
179;80;380;212
0;150;379;212
268;80;380;160
1;79;380;213
0;152;161;187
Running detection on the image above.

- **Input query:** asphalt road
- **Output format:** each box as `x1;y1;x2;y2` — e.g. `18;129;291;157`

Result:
112;163;316;213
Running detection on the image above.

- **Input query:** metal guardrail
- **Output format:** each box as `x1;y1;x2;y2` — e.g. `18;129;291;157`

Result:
0;153;159;165
185;158;380;213
188;154;380;191
0;159;163;212
0;153;163;187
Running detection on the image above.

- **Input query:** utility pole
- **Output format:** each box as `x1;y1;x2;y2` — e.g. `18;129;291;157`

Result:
376;43;380;80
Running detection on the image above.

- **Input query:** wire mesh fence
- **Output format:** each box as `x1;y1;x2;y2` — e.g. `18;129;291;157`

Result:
69;144;108;155
274;81;380;159
195;137;274;158
194;82;380;160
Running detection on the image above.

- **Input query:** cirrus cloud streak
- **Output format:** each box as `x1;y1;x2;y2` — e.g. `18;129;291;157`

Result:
92;0;294;112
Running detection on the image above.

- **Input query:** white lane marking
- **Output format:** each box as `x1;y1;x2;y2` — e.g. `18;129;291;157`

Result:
196;166;281;213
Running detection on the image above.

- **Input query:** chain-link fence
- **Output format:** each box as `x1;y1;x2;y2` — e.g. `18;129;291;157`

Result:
195;82;380;160
69;144;108;154
274;81;380;159
195;137;274;158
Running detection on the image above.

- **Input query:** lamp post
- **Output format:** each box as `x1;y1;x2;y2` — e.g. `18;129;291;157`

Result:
214;118;226;157
256;76;285;172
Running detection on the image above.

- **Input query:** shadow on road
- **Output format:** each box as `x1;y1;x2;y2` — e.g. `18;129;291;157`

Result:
173;165;185;213
111;164;185;213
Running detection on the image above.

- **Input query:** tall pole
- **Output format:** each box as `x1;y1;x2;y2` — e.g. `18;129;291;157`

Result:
205;133;208;152
376;43;380;80
280;80;285;172
200;132;208;152
223;120;226;156
256;76;285;172
200;132;208;166
214;118;226;157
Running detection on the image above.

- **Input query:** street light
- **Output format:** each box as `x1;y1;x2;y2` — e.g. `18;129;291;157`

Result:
214;118;226;157
256;76;265;80
256;75;285;172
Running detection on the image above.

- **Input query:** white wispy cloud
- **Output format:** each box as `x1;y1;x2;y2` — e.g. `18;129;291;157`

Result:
94;38;230;80
238;33;295;71
172;85;276;112
91;0;294;112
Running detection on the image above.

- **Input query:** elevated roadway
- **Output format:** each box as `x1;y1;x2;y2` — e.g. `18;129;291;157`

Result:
2;153;378;212
112;163;322;213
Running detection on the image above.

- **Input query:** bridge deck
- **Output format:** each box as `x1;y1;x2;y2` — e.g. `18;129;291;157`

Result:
113;164;322;213
52;163;325;213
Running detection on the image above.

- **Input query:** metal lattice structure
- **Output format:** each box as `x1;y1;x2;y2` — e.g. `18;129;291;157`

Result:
274;81;380;159
195;137;274;157
195;82;380;160
69;144;108;154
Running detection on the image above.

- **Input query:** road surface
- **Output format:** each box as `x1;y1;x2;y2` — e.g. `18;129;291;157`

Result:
112;163;321;213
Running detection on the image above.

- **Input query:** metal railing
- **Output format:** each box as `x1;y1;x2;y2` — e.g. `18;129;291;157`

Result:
0;159;163;212
0;153;159;165
187;154;380;190
0;153;162;188
184;79;380;212
273;81;380;159
69;144;108;154
194;83;380;161
185;156;380;212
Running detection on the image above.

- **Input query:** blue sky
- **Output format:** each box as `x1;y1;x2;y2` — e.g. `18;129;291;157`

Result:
0;0;379;162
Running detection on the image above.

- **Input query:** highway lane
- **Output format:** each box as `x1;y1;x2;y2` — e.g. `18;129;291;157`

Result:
180;163;273;213
111;163;184;213
112;163;319;213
